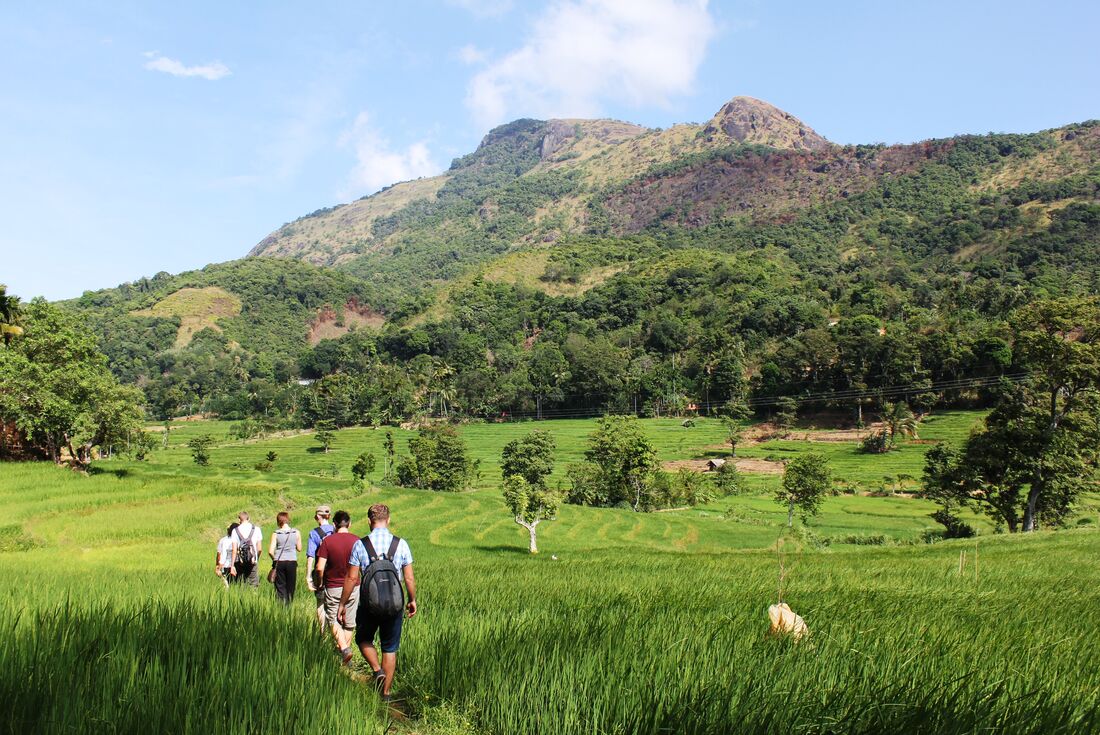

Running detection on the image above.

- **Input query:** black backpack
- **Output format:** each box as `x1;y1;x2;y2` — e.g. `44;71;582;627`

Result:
235;527;257;566
360;537;405;618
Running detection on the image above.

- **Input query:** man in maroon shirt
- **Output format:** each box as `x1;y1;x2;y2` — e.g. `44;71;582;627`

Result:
314;510;360;664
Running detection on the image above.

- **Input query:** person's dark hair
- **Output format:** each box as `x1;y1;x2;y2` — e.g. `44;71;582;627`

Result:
277;511;290;527
333;510;351;529
227;522;240;537
368;504;390;524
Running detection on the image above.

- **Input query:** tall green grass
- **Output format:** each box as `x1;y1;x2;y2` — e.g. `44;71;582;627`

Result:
1;413;1097;734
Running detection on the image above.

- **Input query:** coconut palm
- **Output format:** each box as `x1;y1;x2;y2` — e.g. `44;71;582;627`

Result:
881;401;919;448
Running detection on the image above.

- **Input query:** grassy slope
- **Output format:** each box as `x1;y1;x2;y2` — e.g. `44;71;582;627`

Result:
132;285;242;347
2;413;1098;734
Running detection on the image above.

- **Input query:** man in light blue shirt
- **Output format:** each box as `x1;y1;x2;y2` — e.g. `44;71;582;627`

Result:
338;503;417;703
305;505;335;630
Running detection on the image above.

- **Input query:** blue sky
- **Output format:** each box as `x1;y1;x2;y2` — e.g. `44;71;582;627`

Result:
2;0;1098;300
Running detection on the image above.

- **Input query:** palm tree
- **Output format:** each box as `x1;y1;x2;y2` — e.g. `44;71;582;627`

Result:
881;401;919;449
0;285;23;346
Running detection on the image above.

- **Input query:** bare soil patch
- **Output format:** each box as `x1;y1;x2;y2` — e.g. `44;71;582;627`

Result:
663;457;785;475
308;298;385;345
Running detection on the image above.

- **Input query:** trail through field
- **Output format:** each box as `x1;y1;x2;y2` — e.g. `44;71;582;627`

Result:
663;457;785;474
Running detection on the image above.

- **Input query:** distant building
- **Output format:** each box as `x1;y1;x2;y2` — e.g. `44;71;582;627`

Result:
706;458;727;471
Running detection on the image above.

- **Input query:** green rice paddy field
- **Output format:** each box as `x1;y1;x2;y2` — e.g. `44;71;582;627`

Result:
1;412;1099;734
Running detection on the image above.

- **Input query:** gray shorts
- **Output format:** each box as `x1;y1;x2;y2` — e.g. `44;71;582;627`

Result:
324;586;358;630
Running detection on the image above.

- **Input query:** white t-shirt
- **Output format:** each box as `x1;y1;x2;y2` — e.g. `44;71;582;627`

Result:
216;536;234;569
235;522;262;547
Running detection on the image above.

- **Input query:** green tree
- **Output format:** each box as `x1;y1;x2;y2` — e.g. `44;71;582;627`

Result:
881;401;919;449
776;452;832;527
528;342;570;420
397;425;472;492
502;474;560;553
188;435;215;466
129;431;158;461
1009;298;1100;531
774;397;798;434
567;416;659;511
0;299;144;467
314;419;336;454
501;430;556;489
352;451;376;489
383;431;396;481
722;418;745;457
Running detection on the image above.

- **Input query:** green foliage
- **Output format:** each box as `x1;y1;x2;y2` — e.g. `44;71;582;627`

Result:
314;419;336;453
923;298;1100;532
777;452;832;526
713;461;747;496
500;430;556;488
129;431;159;461
0;298;145;466
397;424;473;492
567;416;659;511
773;397;798;432
860;431;890;454
187;435;215;466
352;451;376;482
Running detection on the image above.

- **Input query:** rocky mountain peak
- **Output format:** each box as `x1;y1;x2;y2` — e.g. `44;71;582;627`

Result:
704;96;830;151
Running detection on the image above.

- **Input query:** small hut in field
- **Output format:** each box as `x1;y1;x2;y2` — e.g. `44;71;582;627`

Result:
706;458;727;472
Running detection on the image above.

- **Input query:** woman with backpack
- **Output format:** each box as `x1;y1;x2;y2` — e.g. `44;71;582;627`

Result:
269;512;302;605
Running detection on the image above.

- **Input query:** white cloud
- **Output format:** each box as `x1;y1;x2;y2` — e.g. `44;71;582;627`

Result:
447;0;513;17
466;0;715;129
340;112;439;199
144;53;231;81
458;43;488;65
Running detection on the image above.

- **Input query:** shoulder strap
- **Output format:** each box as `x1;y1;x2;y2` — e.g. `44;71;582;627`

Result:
363;537;379;563
235;528;245;543
386;536;401;562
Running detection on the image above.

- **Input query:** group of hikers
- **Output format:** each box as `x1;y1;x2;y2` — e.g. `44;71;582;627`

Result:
215;504;417;702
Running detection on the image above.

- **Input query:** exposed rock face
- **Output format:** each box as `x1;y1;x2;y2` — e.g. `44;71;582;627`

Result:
541;120;578;159
704;96;830;151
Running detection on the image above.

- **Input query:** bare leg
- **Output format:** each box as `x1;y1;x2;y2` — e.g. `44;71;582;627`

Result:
316;603;326;632
330;624;352;652
360;641;381;673
381;652;397;695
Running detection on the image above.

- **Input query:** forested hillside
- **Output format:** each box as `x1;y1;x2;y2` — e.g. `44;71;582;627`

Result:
63;97;1100;425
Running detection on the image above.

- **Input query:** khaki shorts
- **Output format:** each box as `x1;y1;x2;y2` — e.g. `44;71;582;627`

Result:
324;586;358;630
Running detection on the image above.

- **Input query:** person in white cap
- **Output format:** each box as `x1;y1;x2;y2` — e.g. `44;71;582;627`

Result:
305;504;335;629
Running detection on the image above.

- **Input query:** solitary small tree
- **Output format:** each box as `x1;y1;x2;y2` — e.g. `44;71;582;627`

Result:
774;397;798;434
314;419;336;454
722;417;745;457
188;435;215;467
383;431;396;481
776;452;832;527
503;475;560;553
352;451;376;490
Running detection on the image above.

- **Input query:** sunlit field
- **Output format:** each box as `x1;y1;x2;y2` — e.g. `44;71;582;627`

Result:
2;413;1098;734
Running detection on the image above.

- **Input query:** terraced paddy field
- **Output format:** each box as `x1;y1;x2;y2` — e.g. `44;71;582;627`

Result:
2;412;1099;734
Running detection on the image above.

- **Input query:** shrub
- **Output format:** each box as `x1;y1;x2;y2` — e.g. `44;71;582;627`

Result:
860;431;890;454
930;509;976;538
